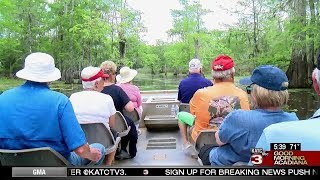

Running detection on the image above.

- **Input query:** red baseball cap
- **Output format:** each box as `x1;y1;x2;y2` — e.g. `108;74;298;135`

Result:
211;55;234;71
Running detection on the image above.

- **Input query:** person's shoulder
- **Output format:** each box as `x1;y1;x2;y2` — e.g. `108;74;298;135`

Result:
132;84;140;90
232;85;247;93
274;117;318;128
179;76;189;84
70;91;83;97
262;120;300;135
199;76;211;82
262;118;319;142
227;109;250;117
222;109;251;125
124;83;139;90
103;84;121;92
198;76;213;85
99;92;114;102
226;109;259;121
281;111;299;120
50;90;69;101
112;84;123;90
92;91;115;104
0;86;20;96
193;86;212;96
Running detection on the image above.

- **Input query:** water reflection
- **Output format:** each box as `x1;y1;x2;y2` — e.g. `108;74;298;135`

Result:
287;89;320;119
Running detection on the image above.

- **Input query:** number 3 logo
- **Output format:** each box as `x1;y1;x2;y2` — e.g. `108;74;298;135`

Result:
251;154;263;165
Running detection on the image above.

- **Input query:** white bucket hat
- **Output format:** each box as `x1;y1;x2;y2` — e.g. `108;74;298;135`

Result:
16;52;61;82
116;66;138;84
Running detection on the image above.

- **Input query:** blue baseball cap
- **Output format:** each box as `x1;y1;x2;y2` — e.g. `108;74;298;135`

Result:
239;65;288;91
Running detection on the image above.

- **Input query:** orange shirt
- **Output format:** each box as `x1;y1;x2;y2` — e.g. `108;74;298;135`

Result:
189;82;250;141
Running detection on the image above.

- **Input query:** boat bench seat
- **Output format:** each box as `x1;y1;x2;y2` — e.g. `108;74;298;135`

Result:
114;111;131;137
0;147;70;166
123;109;140;126
195;130;248;166
179;103;190;113
144;115;178;130
80;123;120;155
194;129;218;153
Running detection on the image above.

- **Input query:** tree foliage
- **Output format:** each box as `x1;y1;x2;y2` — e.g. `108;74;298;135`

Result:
0;0;319;87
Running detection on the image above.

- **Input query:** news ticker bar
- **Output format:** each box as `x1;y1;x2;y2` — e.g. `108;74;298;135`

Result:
8;167;320;177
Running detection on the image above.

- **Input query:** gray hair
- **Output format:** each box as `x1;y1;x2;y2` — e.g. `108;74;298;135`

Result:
251;84;289;109
82;77;102;89
189;68;201;74
212;67;235;80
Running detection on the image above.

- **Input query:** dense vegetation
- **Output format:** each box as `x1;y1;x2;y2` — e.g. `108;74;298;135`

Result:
0;0;319;87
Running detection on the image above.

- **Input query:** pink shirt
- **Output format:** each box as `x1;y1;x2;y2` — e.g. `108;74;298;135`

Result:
117;83;142;117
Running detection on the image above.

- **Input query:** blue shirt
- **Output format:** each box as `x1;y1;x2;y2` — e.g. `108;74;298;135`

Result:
178;73;213;103
209;109;298;166
255;114;320;151
0;81;86;159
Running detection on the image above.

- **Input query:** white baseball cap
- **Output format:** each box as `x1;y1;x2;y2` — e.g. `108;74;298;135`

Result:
189;58;202;71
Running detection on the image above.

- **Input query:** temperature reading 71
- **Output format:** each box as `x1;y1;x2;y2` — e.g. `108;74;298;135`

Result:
290;143;301;150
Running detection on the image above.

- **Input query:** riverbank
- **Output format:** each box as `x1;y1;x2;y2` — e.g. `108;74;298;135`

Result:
0;73;241;92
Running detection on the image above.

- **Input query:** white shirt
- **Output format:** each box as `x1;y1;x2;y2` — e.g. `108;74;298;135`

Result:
70;91;116;129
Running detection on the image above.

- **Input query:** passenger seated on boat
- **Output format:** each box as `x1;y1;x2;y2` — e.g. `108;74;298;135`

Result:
116;66;143;120
69;66;117;165
253;56;320;154
177;58;213;104
100;61;138;160
198;65;299;166
0;52;105;166
178;55;250;154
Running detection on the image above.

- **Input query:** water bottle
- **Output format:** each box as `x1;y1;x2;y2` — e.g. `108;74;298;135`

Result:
175;104;179;114
171;104;176;116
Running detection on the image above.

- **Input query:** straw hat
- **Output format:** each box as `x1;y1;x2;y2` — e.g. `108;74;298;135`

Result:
116;66;138;83
16;52;61;82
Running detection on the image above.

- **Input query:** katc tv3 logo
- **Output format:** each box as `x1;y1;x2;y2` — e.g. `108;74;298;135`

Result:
251;154;263;165
250;148;265;165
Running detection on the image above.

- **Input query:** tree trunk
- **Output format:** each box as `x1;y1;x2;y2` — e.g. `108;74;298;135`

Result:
119;39;126;59
117;0;127;62
151;66;155;75
194;38;200;59
252;0;259;57
286;0;311;88
308;0;316;74
286;49;309;87
27;2;33;53
313;0;320;64
194;2;200;59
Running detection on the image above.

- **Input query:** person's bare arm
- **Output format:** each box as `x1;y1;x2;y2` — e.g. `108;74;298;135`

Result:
74;143;102;162
124;101;135;112
108;114;116;129
215;130;226;146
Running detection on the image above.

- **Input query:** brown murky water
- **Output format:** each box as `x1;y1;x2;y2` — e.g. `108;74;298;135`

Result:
286;89;320;119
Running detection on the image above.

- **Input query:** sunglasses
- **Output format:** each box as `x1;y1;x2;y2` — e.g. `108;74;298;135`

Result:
246;85;252;94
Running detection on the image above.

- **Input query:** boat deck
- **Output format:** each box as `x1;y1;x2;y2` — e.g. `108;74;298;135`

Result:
114;128;200;166
114;90;200;166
